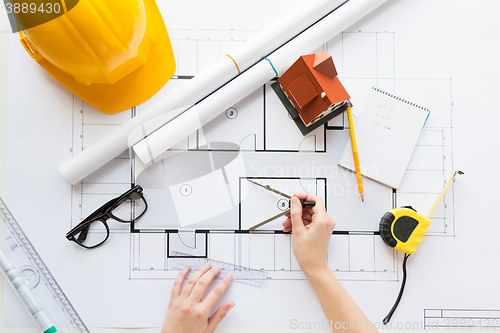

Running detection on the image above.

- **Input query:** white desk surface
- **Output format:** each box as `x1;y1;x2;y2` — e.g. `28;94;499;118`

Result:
0;1;493;332
0;8;339;333
0;8;162;333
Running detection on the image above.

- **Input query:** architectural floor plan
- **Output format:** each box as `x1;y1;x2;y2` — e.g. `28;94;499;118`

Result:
9;0;496;329
68;29;455;286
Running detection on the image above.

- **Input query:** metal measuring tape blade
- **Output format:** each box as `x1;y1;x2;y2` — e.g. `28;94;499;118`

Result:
379;171;464;254
170;252;269;289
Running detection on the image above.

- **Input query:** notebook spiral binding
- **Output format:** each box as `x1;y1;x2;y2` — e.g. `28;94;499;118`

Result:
372;86;429;111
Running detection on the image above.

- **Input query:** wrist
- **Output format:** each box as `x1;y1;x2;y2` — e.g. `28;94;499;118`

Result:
302;262;331;280
304;265;338;294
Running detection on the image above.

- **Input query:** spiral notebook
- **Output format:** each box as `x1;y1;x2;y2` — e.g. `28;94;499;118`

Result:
339;87;430;189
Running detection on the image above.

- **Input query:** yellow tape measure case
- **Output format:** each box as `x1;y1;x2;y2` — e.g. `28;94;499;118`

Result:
379;207;431;254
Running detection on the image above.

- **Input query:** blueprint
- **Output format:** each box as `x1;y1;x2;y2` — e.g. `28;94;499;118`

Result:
4;0;500;330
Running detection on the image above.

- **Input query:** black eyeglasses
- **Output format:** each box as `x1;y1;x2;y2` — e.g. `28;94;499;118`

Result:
66;185;147;249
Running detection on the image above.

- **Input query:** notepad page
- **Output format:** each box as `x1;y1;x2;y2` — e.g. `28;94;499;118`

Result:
339;87;430;189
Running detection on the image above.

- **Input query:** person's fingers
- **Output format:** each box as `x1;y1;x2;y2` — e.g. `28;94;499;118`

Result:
286;204;313;216
203;273;233;309
283;198;317;232
207;301;235;333
180;262;212;298
282;217;292;232
282;214;311;232
310;196;326;214
290;197;305;234
171;265;190;299
292;193;309;200
302;211;312;221
292;193;324;214
292;192;320;203
188;266;221;302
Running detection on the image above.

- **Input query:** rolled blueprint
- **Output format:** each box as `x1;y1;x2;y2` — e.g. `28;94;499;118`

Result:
59;0;348;185
132;0;388;165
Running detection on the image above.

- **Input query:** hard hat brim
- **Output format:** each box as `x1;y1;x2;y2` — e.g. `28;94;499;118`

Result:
28;0;176;114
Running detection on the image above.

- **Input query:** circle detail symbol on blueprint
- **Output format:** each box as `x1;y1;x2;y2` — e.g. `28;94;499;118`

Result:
180;184;192;196
277;199;289;211
225;107;238;119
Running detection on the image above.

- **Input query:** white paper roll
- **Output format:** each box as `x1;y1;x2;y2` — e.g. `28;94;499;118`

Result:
133;105;202;164
58;0;348;184
132;0;388;165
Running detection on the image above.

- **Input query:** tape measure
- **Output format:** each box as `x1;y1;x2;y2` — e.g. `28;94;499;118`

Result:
170;252;269;289
380;171;463;255
0;197;90;333
380;171;463;324
379;206;431;254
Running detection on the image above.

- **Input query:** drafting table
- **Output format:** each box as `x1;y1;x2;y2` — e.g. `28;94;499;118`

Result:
1;0;500;332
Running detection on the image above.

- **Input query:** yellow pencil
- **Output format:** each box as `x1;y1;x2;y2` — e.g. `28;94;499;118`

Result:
346;106;364;201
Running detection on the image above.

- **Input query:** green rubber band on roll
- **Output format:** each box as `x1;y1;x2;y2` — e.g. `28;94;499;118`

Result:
263;57;278;77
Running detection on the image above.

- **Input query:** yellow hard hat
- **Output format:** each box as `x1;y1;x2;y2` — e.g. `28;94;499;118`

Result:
17;0;176;114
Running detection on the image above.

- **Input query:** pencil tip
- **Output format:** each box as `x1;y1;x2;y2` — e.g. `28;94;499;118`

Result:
360;193;364;202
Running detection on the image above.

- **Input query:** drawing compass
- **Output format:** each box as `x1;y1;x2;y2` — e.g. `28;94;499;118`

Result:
247;180;315;230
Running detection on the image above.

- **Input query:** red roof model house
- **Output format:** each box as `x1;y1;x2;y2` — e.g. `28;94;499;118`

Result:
272;50;350;135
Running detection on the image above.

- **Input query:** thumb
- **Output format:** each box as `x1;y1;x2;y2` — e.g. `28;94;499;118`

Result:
207;302;235;332
290;197;305;234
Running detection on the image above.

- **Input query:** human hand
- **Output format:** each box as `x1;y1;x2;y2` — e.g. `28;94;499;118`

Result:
161;264;235;333
282;194;335;276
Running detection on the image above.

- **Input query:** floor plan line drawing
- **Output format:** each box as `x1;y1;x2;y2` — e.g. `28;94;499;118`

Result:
424;309;500;330
66;30;455;285
12;0;497;327
129;232;400;281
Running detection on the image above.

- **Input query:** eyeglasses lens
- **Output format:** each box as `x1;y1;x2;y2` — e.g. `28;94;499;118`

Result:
75;220;108;248
110;193;147;221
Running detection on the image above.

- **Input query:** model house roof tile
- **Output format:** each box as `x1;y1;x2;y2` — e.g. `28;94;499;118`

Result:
287;74;319;108
313;50;337;78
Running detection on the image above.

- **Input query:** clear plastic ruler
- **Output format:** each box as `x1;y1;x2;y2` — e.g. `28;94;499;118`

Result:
0;197;90;333
170;252;269;289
